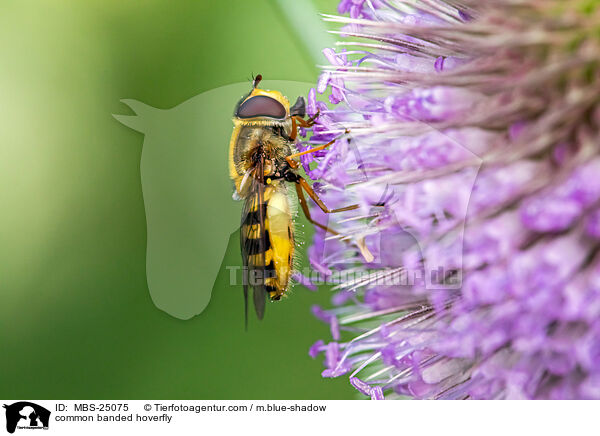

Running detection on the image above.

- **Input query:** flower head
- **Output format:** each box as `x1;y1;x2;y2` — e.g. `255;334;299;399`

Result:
305;0;600;399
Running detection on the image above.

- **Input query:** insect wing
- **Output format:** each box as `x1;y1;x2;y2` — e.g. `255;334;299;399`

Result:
240;156;268;325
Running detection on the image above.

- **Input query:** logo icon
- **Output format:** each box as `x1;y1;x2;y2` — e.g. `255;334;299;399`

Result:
3;402;50;434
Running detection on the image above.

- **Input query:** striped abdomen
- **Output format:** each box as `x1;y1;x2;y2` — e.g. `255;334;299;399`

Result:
242;182;294;300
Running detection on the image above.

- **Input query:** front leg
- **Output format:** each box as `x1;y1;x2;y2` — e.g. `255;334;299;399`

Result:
285;129;349;169
289;111;320;141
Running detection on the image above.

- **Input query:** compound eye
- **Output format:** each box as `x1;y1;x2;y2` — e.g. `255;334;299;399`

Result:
237;96;286;119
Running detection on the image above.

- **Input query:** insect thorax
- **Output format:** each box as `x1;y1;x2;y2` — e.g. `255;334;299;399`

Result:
232;123;294;178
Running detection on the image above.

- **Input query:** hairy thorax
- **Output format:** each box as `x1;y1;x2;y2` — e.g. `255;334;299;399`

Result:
231;123;294;183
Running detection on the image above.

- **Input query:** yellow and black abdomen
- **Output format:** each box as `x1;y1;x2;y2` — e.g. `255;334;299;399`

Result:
241;181;294;301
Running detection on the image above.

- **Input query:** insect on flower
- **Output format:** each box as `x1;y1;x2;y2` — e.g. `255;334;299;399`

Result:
229;74;361;327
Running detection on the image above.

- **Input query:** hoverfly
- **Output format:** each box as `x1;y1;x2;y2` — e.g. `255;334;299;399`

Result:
229;74;361;326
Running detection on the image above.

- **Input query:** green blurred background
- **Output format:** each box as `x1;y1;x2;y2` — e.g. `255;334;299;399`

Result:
0;0;354;399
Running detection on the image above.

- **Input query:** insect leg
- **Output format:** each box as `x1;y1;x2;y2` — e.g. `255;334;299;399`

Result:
286;129;349;169
289;112;321;141
294;182;340;235
297;177;358;213
295;176;374;262
294;112;319;128
305;111;320;124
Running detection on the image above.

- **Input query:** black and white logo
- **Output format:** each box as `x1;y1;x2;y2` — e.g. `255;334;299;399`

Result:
3;402;50;433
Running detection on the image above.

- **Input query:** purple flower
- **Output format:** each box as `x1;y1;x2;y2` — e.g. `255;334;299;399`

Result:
305;1;600;399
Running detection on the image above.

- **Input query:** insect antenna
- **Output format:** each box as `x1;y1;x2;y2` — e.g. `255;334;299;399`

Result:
253;74;262;89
